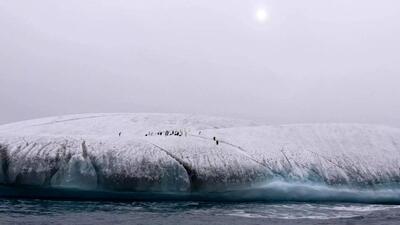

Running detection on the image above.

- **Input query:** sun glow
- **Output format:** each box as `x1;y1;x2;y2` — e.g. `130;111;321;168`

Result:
255;8;270;23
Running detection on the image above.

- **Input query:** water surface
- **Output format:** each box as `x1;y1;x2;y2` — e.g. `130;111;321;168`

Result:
1;199;400;225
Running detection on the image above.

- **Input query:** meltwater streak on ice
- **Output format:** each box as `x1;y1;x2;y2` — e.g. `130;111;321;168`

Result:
1;113;400;203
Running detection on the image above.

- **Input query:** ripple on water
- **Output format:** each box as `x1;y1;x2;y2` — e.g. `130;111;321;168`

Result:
0;199;400;224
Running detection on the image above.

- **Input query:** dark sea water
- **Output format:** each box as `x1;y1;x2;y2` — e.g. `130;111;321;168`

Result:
1;199;400;225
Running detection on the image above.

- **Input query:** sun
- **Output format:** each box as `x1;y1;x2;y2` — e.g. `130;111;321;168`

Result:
255;8;270;23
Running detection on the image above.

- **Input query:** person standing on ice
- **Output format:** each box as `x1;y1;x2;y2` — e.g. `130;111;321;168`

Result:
119;132;122;137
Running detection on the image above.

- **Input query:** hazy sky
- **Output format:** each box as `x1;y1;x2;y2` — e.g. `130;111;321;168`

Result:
1;0;399;126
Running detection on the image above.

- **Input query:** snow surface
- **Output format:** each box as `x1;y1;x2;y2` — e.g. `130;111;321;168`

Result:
1;113;400;195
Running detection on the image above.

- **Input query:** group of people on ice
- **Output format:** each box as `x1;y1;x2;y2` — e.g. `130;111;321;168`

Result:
142;129;220;146
213;136;219;145
145;130;188;137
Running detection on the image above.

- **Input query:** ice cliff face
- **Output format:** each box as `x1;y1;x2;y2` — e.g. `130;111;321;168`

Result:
0;113;400;197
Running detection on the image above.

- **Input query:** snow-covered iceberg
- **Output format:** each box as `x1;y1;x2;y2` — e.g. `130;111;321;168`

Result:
1;113;400;202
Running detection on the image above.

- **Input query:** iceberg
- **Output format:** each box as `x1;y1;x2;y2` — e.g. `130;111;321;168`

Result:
1;113;400;203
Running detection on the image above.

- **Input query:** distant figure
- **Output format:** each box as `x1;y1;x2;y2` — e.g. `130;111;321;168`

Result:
216;140;219;145
198;131;201;135
213;137;216;141
119;132;122;137
145;134;148;137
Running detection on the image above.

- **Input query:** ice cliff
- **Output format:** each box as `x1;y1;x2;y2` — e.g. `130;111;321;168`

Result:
0;113;400;201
